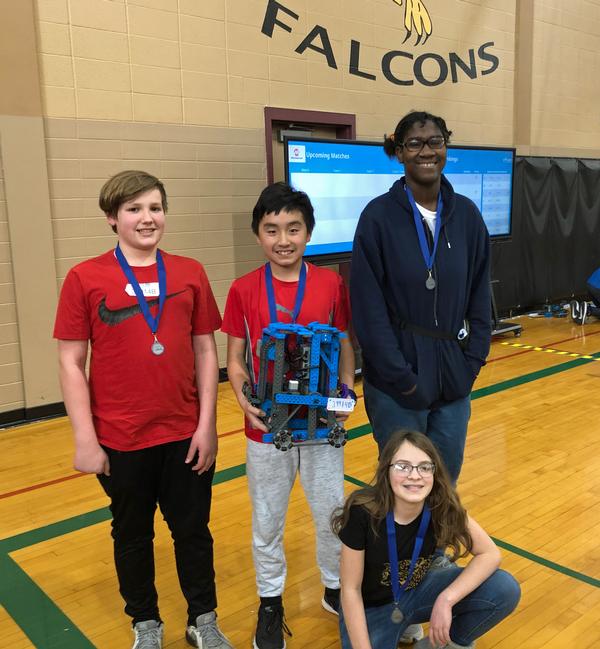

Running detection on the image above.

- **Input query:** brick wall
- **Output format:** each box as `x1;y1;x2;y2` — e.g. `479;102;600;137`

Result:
0;147;24;413
530;0;600;150
47;117;267;364
34;0;518;143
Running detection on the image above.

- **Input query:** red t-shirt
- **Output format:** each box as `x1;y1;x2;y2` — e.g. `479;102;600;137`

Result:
221;263;350;442
54;250;222;451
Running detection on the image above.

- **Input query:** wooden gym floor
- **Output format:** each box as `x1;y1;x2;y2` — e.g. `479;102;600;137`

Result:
1;314;599;648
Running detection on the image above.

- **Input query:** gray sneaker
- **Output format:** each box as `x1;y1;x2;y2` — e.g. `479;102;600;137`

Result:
414;638;474;649
186;611;233;648
399;623;424;644
132;620;163;649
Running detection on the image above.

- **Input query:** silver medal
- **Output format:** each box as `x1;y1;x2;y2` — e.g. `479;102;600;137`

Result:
425;274;436;290
151;339;165;355
391;606;403;624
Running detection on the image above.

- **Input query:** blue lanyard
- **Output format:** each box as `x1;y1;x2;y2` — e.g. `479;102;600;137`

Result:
405;184;443;274
115;244;166;336
385;505;431;606
264;262;307;324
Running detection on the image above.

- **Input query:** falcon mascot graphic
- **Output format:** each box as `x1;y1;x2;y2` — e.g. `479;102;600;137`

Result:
393;0;433;44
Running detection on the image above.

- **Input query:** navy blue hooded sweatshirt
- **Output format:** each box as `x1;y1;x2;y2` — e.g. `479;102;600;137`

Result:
351;175;491;410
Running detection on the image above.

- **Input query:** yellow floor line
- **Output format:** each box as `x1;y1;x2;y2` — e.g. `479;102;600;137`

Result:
500;341;600;361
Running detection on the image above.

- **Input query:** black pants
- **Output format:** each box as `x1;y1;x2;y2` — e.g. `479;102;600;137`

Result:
98;438;216;626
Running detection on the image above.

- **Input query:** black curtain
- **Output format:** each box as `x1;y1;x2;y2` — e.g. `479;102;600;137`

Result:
491;156;600;313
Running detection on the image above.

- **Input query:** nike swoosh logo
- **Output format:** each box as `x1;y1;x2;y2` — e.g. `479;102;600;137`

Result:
276;303;294;317
98;291;185;326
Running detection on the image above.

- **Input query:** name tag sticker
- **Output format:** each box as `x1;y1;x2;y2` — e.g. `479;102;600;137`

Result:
125;282;160;297
326;397;355;413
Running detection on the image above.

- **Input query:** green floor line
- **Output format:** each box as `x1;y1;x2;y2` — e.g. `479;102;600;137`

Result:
0;464;253;649
342;474;600;590
471;351;600;400
3;350;600;648
4;348;597;551
213;462;246;484
1;508;111;554
0;554;95;648
1;462;249;553
347;422;372;439
344;473;370;488
492;537;600;589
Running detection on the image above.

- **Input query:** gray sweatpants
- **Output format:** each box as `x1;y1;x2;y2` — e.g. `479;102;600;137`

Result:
246;438;344;597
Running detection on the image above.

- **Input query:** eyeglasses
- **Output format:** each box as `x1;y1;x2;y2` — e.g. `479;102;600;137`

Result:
400;136;446;152
389;461;436;477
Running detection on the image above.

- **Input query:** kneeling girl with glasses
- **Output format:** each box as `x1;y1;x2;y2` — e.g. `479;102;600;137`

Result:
332;431;520;649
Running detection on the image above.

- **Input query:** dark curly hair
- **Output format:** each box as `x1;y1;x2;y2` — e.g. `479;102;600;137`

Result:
383;111;453;159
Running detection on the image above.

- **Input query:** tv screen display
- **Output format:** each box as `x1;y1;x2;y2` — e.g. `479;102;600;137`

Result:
285;137;515;259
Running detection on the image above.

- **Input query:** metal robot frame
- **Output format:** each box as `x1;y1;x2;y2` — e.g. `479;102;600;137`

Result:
243;321;353;451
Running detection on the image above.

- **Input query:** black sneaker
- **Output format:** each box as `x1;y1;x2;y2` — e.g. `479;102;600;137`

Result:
253;602;292;649
321;587;340;615
571;300;582;324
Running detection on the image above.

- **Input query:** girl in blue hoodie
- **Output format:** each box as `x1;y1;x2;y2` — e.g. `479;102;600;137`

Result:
351;111;491;485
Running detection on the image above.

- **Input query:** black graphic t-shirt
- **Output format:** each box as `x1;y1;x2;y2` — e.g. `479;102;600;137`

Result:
339;504;437;607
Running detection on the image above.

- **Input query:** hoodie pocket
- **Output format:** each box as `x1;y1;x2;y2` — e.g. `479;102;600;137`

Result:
440;341;476;401
390;334;438;409
391;382;430;410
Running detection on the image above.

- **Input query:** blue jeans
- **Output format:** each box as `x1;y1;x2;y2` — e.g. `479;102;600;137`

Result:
339;559;521;649
363;379;471;483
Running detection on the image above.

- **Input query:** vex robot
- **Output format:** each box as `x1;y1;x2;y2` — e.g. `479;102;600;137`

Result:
243;321;354;451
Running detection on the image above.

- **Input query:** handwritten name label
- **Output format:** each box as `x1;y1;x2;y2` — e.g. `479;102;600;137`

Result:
326;397;356;413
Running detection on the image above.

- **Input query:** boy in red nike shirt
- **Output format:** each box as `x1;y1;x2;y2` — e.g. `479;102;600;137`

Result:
222;182;355;649
54;170;232;649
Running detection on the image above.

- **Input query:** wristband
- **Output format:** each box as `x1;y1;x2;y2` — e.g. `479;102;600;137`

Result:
340;383;357;402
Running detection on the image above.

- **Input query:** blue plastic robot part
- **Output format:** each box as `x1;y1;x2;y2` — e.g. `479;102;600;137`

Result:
244;321;349;450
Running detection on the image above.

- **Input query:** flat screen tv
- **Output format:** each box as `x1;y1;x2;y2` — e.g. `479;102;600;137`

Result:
284;137;515;261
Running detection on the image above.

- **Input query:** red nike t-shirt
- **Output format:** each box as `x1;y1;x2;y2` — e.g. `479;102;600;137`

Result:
221;263;350;442
54;250;222;451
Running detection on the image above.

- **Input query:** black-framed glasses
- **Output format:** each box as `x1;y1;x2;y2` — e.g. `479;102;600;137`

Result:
389;461;436;477
400;136;446;152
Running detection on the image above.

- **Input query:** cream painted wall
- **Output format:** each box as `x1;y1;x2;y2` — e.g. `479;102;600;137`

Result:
34;0;521;372
0;147;24;413
46;117;267;365
529;0;600;154
34;0;517;144
0;0;591;417
0;0;61;416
